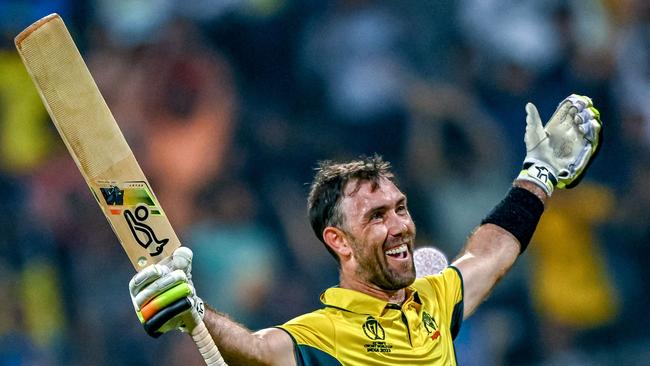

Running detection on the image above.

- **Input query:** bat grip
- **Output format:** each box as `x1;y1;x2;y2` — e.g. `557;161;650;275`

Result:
190;319;228;366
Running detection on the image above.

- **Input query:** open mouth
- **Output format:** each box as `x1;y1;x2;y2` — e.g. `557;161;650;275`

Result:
385;243;409;260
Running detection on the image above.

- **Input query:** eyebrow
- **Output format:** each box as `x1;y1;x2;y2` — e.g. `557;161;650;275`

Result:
363;195;407;221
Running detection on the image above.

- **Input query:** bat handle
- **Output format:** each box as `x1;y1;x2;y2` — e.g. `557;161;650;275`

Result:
190;319;228;366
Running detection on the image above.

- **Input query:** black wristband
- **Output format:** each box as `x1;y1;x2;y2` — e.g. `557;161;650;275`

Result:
481;187;544;253
143;298;192;338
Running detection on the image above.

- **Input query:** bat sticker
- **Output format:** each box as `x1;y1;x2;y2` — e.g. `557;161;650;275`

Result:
100;186;124;205
97;182;162;215
124;205;169;256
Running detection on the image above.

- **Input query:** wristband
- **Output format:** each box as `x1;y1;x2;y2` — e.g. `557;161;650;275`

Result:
518;161;557;196
481;187;544;253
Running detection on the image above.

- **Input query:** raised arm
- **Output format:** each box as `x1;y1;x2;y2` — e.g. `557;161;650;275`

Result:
128;247;296;366
453;180;546;317
453;95;602;318
201;308;296;366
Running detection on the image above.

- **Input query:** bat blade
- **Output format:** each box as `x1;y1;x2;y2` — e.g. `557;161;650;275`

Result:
15;14;227;366
15;14;179;270
15;13;227;366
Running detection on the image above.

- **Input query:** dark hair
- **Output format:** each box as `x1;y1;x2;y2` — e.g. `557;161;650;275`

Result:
308;155;395;262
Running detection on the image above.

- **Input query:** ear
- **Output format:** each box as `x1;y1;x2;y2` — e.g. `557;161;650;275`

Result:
323;226;352;260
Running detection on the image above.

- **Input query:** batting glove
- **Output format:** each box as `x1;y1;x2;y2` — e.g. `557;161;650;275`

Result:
517;94;602;196
129;247;205;338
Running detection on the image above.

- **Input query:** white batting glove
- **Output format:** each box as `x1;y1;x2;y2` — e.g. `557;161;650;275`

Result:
517;94;602;196
128;247;205;338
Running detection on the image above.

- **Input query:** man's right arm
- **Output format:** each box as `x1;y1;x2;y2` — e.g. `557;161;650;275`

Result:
128;248;296;366
202;307;296;366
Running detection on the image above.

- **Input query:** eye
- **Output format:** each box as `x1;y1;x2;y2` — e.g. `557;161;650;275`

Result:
396;204;407;214
370;211;384;221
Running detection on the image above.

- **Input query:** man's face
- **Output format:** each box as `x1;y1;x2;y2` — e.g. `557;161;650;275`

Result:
338;178;416;291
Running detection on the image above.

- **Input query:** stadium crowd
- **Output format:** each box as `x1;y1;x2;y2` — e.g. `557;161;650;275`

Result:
0;0;648;365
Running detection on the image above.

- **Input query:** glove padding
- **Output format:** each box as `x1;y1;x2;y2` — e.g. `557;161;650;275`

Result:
129;247;205;338
518;94;602;196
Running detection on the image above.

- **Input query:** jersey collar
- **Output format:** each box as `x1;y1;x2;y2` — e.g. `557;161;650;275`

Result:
320;286;422;317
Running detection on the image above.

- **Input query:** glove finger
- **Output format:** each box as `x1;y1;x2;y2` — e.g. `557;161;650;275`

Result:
525;103;547;150
134;269;189;308
575;111;601;144
170;247;193;273
588;105;601;122
143;298;193;338
129;264;168;297
140;282;193;321
575;108;595;126
566;94;592;110
588;119;602;145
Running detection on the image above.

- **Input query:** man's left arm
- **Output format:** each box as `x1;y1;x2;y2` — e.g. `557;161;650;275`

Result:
452;94;602;318
453;180;545;318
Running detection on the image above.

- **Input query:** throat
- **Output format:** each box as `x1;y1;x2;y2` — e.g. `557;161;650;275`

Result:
388;289;406;305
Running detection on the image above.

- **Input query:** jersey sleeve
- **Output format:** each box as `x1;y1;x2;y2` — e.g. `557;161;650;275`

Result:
421;266;464;339
277;312;342;366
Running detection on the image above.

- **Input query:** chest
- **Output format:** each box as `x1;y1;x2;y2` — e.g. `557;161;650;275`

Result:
331;307;457;365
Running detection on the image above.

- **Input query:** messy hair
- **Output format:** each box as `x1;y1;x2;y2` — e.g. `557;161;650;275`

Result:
308;155;395;262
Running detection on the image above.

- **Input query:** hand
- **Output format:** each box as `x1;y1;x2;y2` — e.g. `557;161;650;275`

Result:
517;94;602;196
129;247;205;338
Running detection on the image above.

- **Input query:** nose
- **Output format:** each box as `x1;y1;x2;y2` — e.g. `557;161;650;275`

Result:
387;212;410;237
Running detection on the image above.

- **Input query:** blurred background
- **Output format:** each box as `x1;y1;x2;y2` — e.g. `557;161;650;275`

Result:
0;0;648;365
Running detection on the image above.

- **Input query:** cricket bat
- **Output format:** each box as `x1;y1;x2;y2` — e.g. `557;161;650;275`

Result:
15;13;226;366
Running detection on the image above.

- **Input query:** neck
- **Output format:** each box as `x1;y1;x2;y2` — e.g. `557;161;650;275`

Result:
339;273;407;304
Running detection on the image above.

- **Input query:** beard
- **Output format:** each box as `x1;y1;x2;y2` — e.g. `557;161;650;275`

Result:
350;236;416;291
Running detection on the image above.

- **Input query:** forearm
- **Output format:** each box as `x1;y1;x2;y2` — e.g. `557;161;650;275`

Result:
453;224;519;317
453;180;547;318
201;306;274;366
453;94;601;319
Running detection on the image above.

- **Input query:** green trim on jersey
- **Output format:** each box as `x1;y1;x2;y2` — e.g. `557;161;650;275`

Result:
449;266;464;339
276;327;343;366
278;266;464;366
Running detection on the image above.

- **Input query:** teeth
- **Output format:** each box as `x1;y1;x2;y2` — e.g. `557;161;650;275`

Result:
385;244;407;255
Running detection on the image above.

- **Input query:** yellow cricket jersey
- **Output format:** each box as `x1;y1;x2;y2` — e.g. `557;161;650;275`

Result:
277;266;464;365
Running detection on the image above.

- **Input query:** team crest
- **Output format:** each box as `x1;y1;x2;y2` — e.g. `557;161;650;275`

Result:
422;311;438;334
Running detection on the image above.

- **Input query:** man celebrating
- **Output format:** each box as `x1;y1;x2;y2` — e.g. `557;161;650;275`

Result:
129;95;601;365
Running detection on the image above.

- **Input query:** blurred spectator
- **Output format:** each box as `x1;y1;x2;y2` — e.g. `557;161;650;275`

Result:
404;83;511;253
189;178;280;329
0;1;648;364
90;19;238;231
404;83;533;366
298;0;415;162
614;0;650;144
458;0;563;74
0;52;54;173
529;184;619;365
603;154;650;344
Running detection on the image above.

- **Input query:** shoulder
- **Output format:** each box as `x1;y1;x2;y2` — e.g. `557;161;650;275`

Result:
278;309;343;364
413;266;463;296
278;309;336;352
283;309;333;329
413;267;465;339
